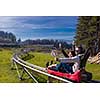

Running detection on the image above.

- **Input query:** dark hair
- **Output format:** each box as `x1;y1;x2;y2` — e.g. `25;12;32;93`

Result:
70;50;76;56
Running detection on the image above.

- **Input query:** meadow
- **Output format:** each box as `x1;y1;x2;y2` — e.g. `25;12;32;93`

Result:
0;48;100;83
0;48;20;82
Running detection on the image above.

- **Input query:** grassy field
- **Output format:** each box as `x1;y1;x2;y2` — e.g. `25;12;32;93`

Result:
0;49;54;83
26;52;54;67
0;48;100;83
86;63;100;80
0;48;20;82
0;48;34;83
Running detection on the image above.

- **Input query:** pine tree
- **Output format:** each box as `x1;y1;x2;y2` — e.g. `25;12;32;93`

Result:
75;16;100;56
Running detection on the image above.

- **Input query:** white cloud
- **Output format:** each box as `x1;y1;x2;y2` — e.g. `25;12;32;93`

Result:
0;16;76;30
0;16;76;40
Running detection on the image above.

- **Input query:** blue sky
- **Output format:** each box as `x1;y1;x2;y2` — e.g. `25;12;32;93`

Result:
0;16;78;41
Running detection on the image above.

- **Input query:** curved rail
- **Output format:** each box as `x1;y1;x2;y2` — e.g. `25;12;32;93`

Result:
12;51;100;83
12;54;73;83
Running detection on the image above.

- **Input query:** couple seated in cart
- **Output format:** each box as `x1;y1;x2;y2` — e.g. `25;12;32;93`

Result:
48;46;92;74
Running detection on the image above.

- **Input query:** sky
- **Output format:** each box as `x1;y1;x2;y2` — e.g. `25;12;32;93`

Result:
0;16;78;42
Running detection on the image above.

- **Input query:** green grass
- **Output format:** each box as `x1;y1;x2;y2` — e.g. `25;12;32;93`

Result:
0;48;20;82
0;49;54;83
0;48;100;82
27;52;54;67
26;52;54;83
86;63;100;80
0;48;33;83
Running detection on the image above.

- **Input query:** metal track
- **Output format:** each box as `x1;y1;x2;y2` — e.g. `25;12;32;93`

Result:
12;53;100;83
12;54;74;83
14;54;46;72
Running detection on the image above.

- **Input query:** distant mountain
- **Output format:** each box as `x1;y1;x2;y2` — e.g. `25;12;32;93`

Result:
0;31;16;43
0;31;20;47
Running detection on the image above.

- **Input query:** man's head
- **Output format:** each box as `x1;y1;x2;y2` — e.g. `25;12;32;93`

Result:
68;50;76;57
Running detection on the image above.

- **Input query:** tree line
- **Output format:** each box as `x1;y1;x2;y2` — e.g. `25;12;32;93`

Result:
0;31;72;49
22;39;72;49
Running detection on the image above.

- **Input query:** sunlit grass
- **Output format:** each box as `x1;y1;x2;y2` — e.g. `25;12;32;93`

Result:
0;48;100;82
86;63;100;80
27;52;54;67
0;49;20;82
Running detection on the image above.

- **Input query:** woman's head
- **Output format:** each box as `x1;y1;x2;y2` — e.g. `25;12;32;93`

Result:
68;50;76;57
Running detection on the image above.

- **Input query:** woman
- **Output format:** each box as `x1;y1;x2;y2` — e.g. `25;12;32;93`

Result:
48;46;92;74
55;50;80;73
56;46;93;73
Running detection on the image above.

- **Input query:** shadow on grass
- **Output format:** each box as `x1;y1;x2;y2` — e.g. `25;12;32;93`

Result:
21;54;35;61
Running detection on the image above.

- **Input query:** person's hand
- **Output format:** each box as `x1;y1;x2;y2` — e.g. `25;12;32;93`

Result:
54;57;56;61
51;50;58;57
54;57;58;61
